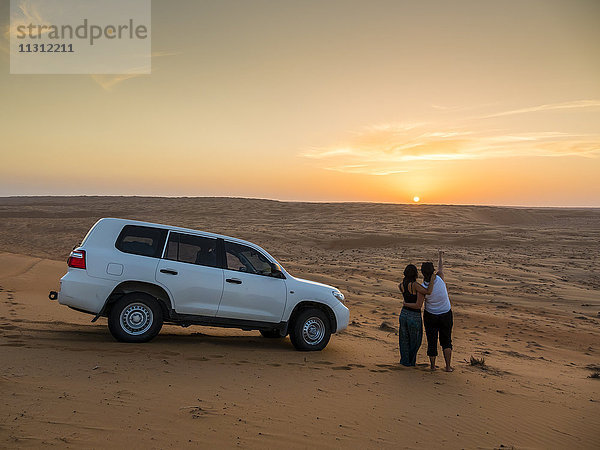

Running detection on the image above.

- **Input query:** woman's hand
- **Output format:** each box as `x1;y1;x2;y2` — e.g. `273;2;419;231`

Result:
413;277;435;295
403;301;420;310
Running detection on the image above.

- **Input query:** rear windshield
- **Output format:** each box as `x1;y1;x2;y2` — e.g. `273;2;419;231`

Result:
115;225;168;258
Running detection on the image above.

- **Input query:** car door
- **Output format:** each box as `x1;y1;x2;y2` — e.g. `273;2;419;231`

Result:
216;240;287;323
155;231;224;316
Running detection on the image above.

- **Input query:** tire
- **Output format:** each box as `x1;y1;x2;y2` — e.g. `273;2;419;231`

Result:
289;308;331;351
108;293;163;343
260;329;283;338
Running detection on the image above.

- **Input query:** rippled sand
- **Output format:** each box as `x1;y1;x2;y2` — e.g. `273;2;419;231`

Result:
0;197;598;448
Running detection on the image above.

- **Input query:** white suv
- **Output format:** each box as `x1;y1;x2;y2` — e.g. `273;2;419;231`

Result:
50;218;349;351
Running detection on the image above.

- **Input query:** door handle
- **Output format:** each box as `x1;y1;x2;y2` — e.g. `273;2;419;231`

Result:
160;269;178;275
226;278;242;284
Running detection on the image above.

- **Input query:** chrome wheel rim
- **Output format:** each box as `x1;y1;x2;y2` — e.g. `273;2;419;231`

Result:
302;317;325;345
120;302;153;336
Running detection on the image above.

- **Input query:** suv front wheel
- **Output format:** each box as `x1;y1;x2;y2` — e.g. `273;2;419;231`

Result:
108;293;163;343
289;308;331;351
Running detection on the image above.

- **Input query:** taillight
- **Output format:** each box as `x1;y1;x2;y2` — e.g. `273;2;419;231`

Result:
67;249;86;269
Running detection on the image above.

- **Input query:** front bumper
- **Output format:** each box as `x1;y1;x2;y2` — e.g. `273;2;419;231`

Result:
333;301;350;333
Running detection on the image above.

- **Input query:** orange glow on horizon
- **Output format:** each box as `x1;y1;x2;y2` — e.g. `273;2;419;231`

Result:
0;1;598;206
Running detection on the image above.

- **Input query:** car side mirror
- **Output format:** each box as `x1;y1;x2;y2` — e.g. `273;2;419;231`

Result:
270;263;285;279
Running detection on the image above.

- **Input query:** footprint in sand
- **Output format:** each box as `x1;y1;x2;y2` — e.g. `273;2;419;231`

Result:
182;405;217;419
187;356;210;362
1;341;27;347
332;365;353;371
4;334;22;339
374;364;403;371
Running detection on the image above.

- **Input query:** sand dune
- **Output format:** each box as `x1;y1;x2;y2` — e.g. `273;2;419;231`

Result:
0;197;599;448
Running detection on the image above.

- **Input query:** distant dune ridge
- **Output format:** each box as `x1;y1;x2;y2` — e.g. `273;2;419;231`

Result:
0;196;599;448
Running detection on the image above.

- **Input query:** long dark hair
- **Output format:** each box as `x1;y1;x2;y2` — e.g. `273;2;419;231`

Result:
402;264;418;292
421;262;435;283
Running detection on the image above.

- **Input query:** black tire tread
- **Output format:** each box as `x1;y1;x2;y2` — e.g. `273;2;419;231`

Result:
107;293;163;343
289;308;331;351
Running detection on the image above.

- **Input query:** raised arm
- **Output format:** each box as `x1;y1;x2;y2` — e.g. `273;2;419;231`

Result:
437;250;445;281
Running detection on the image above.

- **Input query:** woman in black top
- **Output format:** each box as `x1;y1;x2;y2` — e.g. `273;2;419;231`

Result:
398;264;436;366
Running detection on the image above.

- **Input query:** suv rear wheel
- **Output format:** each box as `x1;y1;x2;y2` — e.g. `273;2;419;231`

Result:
108;293;163;343
289;308;331;351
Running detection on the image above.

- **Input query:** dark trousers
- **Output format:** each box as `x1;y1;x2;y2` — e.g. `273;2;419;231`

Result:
399;308;423;366
423;309;453;357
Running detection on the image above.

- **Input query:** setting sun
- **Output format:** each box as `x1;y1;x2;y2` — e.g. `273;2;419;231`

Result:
413;196;420;203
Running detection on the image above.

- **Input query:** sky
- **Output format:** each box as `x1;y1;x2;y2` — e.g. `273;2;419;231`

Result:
1;0;599;206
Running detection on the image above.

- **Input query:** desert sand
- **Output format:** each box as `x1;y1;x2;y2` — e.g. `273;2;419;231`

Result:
0;196;599;448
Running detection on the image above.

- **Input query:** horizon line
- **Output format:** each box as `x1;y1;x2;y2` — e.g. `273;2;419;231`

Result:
0;194;599;209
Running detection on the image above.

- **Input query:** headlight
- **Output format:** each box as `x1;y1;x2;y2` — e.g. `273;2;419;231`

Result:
332;290;345;302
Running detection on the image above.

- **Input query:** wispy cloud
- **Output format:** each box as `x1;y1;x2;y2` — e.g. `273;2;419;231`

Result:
2;0;46;56
480;100;600;119
330;166;408;176
90;72;148;91
303;118;600;175
90;52;179;91
302;148;356;159
6;0;49;40
3;1;179;91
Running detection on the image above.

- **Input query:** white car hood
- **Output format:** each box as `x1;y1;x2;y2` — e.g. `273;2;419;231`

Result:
291;277;336;291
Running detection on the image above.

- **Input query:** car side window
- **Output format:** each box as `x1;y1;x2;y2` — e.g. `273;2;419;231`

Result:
164;232;218;268
115;225;168;258
224;241;273;275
